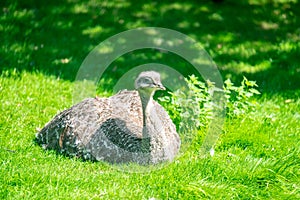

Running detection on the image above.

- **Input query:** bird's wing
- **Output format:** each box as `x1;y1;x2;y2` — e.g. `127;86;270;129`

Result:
36;91;146;162
36;98;108;153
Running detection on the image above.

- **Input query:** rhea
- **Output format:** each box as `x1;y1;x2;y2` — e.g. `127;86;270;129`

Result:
36;71;180;164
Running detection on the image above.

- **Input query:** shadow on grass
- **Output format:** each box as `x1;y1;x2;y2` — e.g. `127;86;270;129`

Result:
1;0;299;95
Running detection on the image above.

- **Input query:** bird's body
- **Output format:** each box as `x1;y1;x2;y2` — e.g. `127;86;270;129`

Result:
36;71;180;164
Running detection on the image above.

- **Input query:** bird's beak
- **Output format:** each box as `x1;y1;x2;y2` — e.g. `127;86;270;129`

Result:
157;84;166;90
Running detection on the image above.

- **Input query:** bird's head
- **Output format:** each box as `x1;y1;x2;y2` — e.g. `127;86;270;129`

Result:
135;71;166;93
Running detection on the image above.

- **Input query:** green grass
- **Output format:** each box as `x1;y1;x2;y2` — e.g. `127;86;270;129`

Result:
1;0;300;199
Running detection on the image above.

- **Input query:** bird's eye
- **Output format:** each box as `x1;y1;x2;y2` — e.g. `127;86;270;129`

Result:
143;77;152;84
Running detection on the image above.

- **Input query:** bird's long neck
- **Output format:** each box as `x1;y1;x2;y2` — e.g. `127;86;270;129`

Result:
138;89;155;138
139;89;155;154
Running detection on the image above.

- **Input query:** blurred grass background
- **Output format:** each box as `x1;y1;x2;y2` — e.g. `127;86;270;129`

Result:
1;0;299;93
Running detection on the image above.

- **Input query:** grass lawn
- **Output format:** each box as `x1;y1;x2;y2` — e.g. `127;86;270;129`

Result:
1;0;299;199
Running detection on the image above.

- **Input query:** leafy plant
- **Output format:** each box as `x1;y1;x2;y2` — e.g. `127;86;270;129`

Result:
159;75;260;134
224;77;261;116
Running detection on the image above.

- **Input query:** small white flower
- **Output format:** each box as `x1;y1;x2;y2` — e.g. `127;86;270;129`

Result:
210;148;215;157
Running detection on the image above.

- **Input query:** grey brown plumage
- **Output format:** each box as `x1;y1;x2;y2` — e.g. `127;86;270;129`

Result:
36;71;180;164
